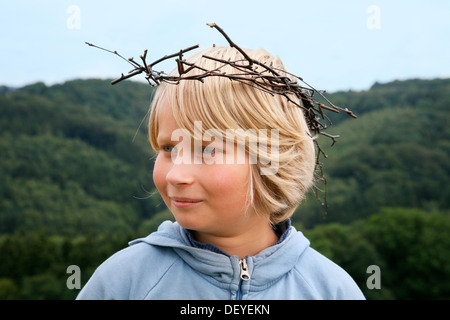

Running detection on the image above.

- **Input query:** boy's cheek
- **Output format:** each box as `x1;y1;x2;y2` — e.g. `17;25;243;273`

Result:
208;165;249;194
152;155;167;192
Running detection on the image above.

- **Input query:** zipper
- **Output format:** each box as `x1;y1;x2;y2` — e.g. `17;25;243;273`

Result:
239;258;250;281
236;258;250;300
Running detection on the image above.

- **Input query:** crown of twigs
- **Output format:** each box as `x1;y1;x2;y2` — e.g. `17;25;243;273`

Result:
86;22;357;212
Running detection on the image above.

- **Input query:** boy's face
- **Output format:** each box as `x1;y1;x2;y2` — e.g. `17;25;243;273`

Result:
153;98;262;238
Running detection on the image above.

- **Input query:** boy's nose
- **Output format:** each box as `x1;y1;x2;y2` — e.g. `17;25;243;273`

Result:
166;162;195;186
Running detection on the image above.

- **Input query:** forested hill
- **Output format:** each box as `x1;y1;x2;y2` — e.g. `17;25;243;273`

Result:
296;78;450;226
0;78;449;299
1;77;449;232
0;79;160;236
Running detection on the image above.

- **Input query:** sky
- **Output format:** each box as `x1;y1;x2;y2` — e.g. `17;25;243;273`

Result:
0;0;449;92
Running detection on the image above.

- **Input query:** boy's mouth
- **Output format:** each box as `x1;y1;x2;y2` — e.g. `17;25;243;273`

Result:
170;197;203;208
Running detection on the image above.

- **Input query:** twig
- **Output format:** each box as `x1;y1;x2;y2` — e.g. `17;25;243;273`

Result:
85;23;358;213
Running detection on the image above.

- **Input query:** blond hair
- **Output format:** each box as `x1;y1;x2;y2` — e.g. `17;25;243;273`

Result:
148;46;315;224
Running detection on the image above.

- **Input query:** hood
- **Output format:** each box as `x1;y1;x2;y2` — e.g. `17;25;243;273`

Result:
129;220;311;288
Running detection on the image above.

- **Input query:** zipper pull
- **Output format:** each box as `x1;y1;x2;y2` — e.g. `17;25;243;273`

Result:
239;258;250;281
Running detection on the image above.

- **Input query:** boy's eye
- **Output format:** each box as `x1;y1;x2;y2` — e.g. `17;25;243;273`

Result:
202;146;215;156
162;145;176;153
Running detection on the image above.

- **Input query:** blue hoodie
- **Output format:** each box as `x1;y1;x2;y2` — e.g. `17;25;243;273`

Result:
77;220;365;300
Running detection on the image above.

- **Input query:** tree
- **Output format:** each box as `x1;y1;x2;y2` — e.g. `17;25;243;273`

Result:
363;208;450;299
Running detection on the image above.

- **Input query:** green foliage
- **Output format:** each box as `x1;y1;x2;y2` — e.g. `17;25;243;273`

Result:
0;78;449;299
0;79;160;235
0;232;131;299
301;208;450;300
296;78;450;227
0;79;164;299
363;208;450;299
323;78;450;125
137;209;175;235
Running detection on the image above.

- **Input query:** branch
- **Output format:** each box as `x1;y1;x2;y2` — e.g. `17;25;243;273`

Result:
85;23;358;213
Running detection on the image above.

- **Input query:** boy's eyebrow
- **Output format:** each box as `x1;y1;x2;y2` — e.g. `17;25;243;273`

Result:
157;131;226;147
156;130;173;146
156;135;176;147
157;129;189;145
